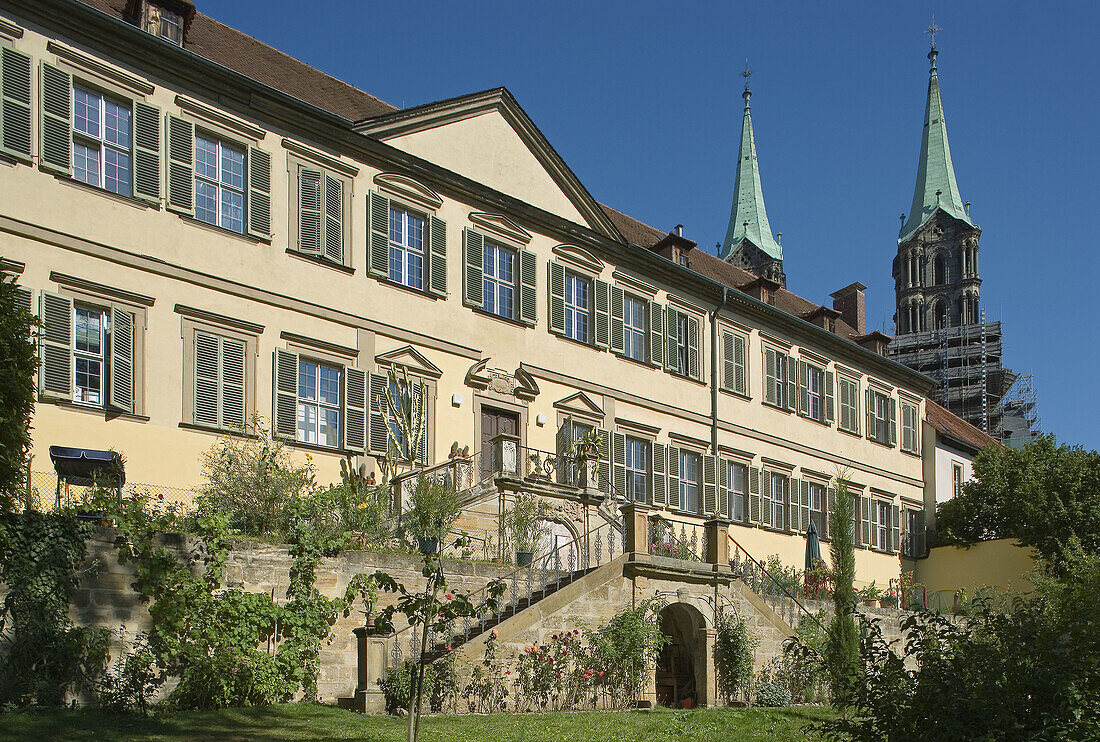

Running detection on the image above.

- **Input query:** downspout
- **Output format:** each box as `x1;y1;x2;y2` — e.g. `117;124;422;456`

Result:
711;287;729;454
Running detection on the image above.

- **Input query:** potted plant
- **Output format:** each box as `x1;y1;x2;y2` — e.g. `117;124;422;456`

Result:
880;588;899;609
859;581;882;608
405;474;461;555
505;492;551;566
361;579;379;629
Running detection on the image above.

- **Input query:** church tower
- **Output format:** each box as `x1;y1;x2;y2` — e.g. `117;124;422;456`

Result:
720;69;785;286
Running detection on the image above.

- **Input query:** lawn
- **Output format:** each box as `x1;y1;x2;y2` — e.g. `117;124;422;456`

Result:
0;703;831;742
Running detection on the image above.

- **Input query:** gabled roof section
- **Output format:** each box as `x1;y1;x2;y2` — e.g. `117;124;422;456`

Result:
356;88;623;241
899;45;975;243
721;87;781;261
553;391;605;420
375;345;442;379
926;399;1000;453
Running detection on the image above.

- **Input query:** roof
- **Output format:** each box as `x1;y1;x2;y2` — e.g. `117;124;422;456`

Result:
926;399;1000;453
77;0;397;120
899;47;974;243
721;90;781;261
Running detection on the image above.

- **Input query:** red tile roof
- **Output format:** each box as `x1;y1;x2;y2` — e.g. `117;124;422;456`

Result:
926;399;1000;452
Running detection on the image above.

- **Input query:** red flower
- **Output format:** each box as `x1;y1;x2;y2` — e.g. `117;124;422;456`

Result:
445;645;452;652
556;673;561;678
445;594;453;600
598;670;604;677
491;629;498;638
505;670;511;675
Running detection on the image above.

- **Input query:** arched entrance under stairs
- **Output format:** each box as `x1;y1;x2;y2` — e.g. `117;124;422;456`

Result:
655;602;708;707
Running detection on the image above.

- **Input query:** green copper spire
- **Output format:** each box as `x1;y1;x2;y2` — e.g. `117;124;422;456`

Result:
899;39;974;243
721;66;781;261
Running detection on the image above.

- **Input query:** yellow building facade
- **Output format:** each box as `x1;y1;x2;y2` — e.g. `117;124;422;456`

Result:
1;0;932;586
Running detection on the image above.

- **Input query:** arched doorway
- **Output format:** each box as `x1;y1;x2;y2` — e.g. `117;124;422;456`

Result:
655;602;707;708
537;518;578;571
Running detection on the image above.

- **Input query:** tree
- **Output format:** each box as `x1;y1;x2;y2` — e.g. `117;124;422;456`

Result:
824;474;859;706
937;435;1100;567
0;272;37;512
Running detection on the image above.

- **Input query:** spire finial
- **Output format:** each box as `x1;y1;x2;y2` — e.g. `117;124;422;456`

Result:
925;15;941;71
741;59;753;108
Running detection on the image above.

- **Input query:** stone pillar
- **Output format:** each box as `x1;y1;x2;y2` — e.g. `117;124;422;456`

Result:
696;626;717;707
352;627;388;713
490;432;520;476
621;502;651;554
704;518;730;566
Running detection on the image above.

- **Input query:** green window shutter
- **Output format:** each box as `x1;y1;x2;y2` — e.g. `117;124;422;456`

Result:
344;366;367;453
652;443;667;507
612;431;626;498
39;62;71;175
865;388;875;441
131;101;162;205
193;330;219;426
718;458;731;518
888;396;898;446
702;453;717;515
368;372;389;454
39;291;72;399
555;418;572;483
721;332;735;391
785;355;798;412
649;302;664;366
428;215;447;296
593;279;610;348
824;486;835;540
763;347;777;404
297;166;322;254
462;228;484;308
548;261;566;335
825;371;836;424
665;307;678;370
324;174;344;263
667;445;681;507
107;306;135;414
610;285;625;353
368;191;390;277
890;504;901;554
413;383;428;465
762;471;773;528
246;146;271;239
687;316;700;379
733;334;746;394
518;249;537;326
788;478;800;533
797;360;809;416
273;349;298;439
220;336;246;430
0;47;32;162
748;466;761;524
596;428;611;494
860;495;871;548
800;479;811;533
15;286;32;314
853;382;861;434
165;114;194;214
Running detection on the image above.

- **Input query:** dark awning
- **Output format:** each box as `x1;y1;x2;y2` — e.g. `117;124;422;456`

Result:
48;446;125;487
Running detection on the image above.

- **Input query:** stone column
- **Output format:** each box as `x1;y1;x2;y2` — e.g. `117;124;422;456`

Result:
352;627;388;713
621;502;651;555
696;626;717;707
490;432;520;476
704;518;730;566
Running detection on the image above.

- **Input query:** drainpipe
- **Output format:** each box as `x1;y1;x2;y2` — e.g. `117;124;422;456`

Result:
711;287;728;454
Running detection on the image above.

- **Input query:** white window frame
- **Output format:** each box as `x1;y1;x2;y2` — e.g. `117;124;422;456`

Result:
767;472;787;531
388;204;426;290
563;270;591;344
807;365;823;421
623;293;647;361
728;461;748;523
901;400;920;453
296;357;342;448
194;132;246;234
839;376;860;434
873;499;891;551
482;240;516;320
952;463;965;499
679;450;701;513
870;389;890;444
675;314;690;376
808;481;826;535
625;436;649;503
73;304;109;407
72;85;132;198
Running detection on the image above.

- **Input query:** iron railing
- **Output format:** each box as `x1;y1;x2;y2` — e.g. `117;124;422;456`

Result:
648;515;707;562
728;534;827;633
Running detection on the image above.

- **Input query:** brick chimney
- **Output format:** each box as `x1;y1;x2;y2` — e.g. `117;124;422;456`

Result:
830;282;866;334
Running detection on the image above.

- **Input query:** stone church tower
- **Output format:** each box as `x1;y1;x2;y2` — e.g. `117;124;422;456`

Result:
720;76;785;286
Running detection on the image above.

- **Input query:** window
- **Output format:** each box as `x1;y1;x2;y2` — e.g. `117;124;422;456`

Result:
389;205;426;289
727;461;748;522
766;472;787;530
764;347;791;409
807;481;826;535
194;133;245;233
297;359;341;448
563;271;591;343
905;509;925;558
191;330;246;431
72;86;132;198
73;305;107;405
721;331;748;396
679;450;701;512
838;376;860;434
901;400;920;453
141;2;185;45
483;241;516;319
873;500;891;551
623;295;647;361
952;463;965;499
807;365;823;421
675;314;689;376
625;437;649;503
867;388;895;445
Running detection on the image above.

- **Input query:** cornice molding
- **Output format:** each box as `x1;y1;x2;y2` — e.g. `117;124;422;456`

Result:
611;269;657;298
552;244;603;274
282;138;360;178
177;94;265;141
375;344;443;379
0;257;25;274
468;212;532;245
0;17;23;38
280;331;358;360
373;172;441;211
47;39;154;96
50;271;155;306
174;304;264;335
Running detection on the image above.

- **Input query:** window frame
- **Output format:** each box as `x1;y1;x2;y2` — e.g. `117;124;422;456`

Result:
869;389;890;444
807;480;826;536
675;313;690;377
296;357;342;449
180;316;258;435
194;130;246;234
838;375;861;435
562;269;592;344
388;203;427;290
482;240;517;320
901;399;920;453
678;449;702;513
72;303;108;407
71;84;133;198
952;463;965;499
727;460;748;523
872;499;891;552
766;471;787;531
624;435;650;504
807;364;823;421
622;293;647;362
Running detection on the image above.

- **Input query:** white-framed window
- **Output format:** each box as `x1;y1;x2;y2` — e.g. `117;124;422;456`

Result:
625;436;649;503
623;294;647;361
901;400;920;453
727;461;748;522
952;463;965;499
839;376;860;434
767;472;787;531
905;509;925;558
141;2;185;45
72;86;132;198
194;133;245;233
676;314;690;376
296;358;341;448
388;205;426;290
563;271;591;343
765;347;789;408
679;450;701;513
807;365;823;421
873;500;891;551
869;389;891;444
808;481;826;535
73;305;108;406
483;241;516;319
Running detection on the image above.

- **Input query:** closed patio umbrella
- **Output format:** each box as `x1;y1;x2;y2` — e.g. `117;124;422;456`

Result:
804;519;822;573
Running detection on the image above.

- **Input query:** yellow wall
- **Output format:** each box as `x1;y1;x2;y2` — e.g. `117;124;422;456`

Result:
914;539;1036;600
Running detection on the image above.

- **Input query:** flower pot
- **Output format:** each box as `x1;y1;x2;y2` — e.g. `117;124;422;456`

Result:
365;614;375;629
516;550;534;567
682;697;695;709
862;599;879;608
417;537;439;555
881;598;898;609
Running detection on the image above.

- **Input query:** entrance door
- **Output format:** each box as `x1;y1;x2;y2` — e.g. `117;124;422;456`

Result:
481;407;519;477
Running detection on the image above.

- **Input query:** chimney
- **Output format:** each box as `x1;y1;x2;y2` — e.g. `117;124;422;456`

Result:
830;282;867;334
675;224;684;237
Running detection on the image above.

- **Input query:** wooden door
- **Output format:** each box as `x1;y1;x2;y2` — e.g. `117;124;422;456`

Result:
481;407;519;477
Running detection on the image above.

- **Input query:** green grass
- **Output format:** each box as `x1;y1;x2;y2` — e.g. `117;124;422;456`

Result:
0;703;831;742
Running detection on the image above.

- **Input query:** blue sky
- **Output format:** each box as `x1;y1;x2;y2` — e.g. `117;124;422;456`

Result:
203;0;1099;450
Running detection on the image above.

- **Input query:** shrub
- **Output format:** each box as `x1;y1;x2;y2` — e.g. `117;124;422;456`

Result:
715;606;756;703
754;680;792;707
504;492;551;556
403;475;461;546
586;596;669;708
0;272;37;512
379;659;437;715
97;633;163;715
763;554;803;595
825;474;860;706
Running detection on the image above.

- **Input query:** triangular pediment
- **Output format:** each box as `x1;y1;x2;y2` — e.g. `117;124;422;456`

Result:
469;212;532;245
356;89;622;241
553;391;604;420
375;345;442;378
